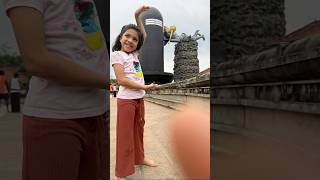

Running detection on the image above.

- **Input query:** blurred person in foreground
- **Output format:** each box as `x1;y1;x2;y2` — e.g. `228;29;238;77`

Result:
170;103;210;180
4;0;109;179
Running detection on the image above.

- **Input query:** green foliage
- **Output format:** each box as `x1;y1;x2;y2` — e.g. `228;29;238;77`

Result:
110;78;118;85
0;55;22;66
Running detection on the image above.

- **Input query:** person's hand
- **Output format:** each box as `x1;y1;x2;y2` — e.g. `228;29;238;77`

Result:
135;5;150;17
151;83;160;90
154;84;161;89
143;83;152;90
144;83;159;90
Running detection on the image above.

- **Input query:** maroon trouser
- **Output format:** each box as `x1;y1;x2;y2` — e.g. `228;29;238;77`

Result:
22;112;109;180
115;98;145;177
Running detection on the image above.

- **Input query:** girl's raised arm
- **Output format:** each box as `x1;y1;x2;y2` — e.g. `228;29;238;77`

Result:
135;5;150;41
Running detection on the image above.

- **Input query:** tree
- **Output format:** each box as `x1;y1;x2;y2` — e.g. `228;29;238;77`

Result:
110;78;118;85
0;42;22;66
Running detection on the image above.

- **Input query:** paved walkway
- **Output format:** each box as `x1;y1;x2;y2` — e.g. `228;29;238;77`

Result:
110;97;185;179
0;98;185;180
0;108;22;180
213;130;320;180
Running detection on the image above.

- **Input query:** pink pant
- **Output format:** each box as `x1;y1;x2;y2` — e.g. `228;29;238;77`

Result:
115;98;145;177
22;113;109;180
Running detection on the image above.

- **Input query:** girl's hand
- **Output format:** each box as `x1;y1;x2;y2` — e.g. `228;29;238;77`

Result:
144;83;155;90
144;83;159;90
135;5;150;17
152;83;160;89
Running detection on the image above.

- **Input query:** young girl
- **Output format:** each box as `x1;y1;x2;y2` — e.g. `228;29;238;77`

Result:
111;5;159;179
4;0;109;179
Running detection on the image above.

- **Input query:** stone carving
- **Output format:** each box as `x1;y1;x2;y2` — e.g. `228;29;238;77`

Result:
164;29;205;43
212;0;286;63
191;30;205;41
173;38;201;82
163;25;179;43
163;27;205;82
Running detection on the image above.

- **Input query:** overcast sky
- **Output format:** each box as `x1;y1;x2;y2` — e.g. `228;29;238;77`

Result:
1;0;320;77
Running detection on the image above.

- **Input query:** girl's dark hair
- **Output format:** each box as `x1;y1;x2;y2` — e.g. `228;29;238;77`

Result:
112;24;144;52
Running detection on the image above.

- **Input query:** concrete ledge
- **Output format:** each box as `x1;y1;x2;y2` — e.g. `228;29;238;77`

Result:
146;73;210;109
212;80;320;114
158;73;210;89
213;99;320;115
212;124;245;133
214;35;320;85
144;97;183;111
148;90;210;97
145;94;186;104
212;105;320;154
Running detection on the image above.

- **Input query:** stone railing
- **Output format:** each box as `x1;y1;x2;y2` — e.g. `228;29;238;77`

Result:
145;72;210;110
213;34;320;114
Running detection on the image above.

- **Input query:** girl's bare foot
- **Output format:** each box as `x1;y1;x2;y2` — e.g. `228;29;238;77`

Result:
142;159;158;167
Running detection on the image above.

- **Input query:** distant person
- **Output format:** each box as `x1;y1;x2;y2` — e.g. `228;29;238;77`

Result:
111;5;159;180
10;72;21;112
112;84;118;97
4;0;109;179
0;70;9;112
109;83;113;94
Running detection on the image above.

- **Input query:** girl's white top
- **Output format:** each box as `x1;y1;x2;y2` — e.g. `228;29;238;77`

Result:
111;51;145;99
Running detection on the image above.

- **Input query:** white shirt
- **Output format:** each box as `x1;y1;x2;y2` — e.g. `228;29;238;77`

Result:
111;51;145;99
10;77;20;93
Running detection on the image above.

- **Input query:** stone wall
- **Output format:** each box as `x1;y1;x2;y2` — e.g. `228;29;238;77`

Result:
211;1;320;179
146;71;210;110
212;34;320;143
212;0;285;63
211;2;320;130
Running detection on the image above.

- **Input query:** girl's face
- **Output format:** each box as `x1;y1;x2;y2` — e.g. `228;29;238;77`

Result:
120;29;139;53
